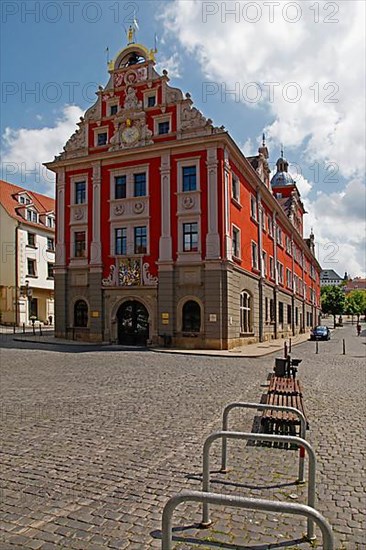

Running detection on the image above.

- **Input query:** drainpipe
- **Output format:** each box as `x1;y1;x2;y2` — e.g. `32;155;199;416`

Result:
15;222;20;326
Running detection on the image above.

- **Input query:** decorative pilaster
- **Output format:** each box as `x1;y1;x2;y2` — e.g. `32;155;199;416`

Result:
90;162;102;266
273;212;278;286
257;190;264;342
159;154;172;262
273;211;278;339
223;148;231;260
55;168;66;268
206;147;220;259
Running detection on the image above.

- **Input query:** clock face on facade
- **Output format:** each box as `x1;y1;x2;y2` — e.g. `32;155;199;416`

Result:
121;125;140;144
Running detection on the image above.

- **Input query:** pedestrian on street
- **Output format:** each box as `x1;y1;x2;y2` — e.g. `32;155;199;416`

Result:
356;323;361;336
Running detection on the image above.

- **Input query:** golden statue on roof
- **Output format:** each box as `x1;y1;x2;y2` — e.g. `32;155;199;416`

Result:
127;25;135;45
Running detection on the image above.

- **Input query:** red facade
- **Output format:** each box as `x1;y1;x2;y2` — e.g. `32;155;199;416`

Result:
46;41;321;347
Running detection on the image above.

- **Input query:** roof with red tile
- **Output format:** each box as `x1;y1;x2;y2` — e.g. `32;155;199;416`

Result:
345;278;366;291
0;180;55;231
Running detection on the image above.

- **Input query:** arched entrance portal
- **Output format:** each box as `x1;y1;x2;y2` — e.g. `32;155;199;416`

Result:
117;300;149;346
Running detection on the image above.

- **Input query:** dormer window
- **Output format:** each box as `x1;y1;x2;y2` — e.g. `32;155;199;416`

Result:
93;127;109;147
110;105;118;116
97;132;108;146
158;121;170;135
27;209;38;223
18;194;31;205
47;216;54;228
148;95;156;107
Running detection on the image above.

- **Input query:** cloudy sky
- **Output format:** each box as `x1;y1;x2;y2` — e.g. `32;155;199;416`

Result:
1;0;365;276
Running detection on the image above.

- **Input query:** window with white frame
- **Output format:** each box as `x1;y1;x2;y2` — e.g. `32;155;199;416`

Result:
231;174;239;201
276;226;283;246
251;241;258;270
74;231;86;258
182;166;197;192
47;216;54;228
144;93;157;108
261;251;267;277
27;232;36;247
183;222;198;252
269;256;274;279
27;258;37;277
232;226;240;258
109;104;118;116
240;291;252;333
75;181;86;204
250;195;257;220
286;268;293;289
47;263;54;279
286;236;292;254
115;175;127;199
27;209;38;223
268;216;274;237
47;237;55;251
133;173;147;197
261;210;266;231
115;228;127;256
277;261;284;284
158;121;170;135
94;128;108;147
154;114;172;136
134;226;147;254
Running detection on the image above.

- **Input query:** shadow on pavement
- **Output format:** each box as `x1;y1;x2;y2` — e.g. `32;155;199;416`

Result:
150;527;306;549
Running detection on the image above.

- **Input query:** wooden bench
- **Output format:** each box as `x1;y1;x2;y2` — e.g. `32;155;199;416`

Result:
261;375;309;436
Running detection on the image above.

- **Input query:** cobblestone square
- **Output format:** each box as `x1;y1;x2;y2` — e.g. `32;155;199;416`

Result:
0;323;365;549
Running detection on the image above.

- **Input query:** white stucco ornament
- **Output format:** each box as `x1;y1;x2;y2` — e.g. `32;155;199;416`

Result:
142;263;158;286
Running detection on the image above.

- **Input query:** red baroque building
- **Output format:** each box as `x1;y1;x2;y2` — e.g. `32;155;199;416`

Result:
45;38;321;348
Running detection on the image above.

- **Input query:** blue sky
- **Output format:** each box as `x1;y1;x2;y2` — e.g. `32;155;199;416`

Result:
1;1;365;276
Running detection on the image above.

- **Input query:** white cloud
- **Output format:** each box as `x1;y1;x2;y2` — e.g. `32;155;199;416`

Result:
304;179;366;277
241;137;255;157
161;1;365;179
161;0;366;276
1;105;84;196
156;52;182;79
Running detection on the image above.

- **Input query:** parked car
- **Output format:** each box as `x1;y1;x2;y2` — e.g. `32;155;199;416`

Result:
310;326;331;341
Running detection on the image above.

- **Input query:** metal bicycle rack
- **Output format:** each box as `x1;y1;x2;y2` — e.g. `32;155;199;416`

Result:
161;490;334;550
202;431;317;541
221;402;307;482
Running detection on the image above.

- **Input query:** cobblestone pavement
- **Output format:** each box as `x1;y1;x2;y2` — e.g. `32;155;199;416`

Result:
0;322;365;549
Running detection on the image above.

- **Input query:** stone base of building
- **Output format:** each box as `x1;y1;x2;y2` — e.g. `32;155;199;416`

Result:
54;264;320;350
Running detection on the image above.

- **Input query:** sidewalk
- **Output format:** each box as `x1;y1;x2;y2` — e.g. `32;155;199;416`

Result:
10;331;311;356
152;331;310;358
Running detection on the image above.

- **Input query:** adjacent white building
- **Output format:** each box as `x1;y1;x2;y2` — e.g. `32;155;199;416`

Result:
320;269;343;287
0;180;55;325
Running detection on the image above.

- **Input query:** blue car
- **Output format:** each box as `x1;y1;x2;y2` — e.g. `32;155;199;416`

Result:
310;326;331;341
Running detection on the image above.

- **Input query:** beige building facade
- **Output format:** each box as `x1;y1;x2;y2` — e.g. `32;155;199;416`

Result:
0;180;55;326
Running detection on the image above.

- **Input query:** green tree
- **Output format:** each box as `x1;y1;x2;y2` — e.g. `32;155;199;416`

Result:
346;290;366;322
345;294;357;324
321;285;346;328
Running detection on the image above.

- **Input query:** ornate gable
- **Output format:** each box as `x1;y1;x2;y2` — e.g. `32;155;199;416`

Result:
54;40;223;161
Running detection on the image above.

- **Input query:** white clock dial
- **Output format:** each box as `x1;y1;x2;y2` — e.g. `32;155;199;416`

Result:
121;126;139;144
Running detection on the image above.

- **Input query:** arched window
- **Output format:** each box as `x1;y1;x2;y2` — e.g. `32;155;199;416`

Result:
240;291;252;333
74;300;88;328
182;300;201;332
